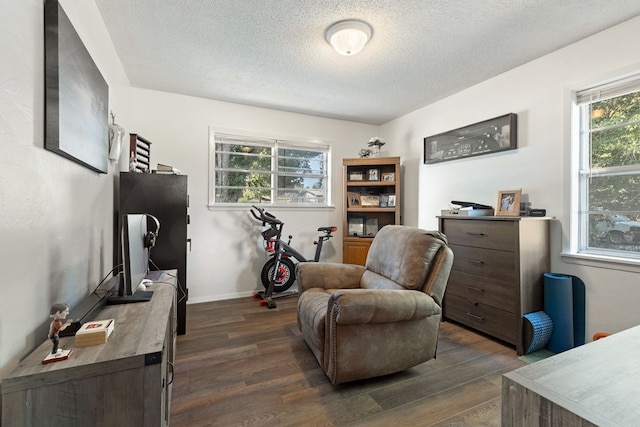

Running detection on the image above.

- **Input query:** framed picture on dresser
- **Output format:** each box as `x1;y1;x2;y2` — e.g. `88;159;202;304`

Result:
496;189;521;216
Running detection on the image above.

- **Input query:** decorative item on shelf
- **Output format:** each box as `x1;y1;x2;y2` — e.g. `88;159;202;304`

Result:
388;194;396;207
44;303;73;364
368;137;386;157
348;216;365;236
496;189;522;216
75;319;115;347
365;218;379;237
380;193;396;207
367;168;380;181
382;172;395;181
360;195;380;207
347;192;361;207
349;171;365;181
359;148;372;158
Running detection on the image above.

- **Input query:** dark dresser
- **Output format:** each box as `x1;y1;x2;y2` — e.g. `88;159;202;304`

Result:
438;216;550;355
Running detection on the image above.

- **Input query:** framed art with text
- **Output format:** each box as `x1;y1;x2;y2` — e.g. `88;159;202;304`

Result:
44;0;109;173
423;113;517;165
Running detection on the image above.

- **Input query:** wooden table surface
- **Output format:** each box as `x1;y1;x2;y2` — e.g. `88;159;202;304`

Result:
502;324;640;426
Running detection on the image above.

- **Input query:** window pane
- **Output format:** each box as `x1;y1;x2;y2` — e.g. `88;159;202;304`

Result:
588;174;640;212
589;92;640;169
587;211;640;255
276;188;325;204
585;174;640;255
210;129;329;206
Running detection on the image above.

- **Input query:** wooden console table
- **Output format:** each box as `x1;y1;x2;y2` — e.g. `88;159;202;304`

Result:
1;271;177;427
502;325;640;426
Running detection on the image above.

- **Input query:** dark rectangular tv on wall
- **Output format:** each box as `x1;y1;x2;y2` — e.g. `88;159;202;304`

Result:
44;0;109;173
423;113;517;164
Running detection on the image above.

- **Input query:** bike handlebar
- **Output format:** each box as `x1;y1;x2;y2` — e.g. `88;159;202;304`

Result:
250;205;282;225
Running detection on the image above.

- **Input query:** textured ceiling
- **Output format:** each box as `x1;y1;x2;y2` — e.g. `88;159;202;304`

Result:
94;0;640;125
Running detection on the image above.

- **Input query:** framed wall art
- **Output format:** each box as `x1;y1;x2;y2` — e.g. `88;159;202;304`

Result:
45;0;109;173
496;189;522;216
423;113;517;165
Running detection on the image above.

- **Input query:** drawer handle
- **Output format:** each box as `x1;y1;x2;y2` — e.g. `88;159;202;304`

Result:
467;286;484;293
467;259;484;265
466;232;485;236
467;299;478;306
466;312;485;321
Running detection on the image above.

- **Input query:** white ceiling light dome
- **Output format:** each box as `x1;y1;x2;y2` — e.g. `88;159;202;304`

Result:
326;20;372;56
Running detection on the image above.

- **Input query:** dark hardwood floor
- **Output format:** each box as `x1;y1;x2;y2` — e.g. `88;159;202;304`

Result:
170;295;526;426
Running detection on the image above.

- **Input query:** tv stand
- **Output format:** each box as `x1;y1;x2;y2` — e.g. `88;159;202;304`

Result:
106;290;153;305
1;270;177;427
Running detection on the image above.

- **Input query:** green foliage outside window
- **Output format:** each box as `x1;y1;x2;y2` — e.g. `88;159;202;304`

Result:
580;89;640;256
212;132;329;206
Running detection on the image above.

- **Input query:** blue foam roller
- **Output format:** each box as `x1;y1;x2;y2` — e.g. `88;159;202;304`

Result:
544;273;574;353
523;311;553;354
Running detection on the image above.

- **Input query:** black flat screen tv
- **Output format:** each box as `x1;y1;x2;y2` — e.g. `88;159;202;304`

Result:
107;214;153;304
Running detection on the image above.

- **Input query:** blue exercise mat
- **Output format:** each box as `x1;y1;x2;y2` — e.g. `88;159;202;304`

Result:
543;273;586;353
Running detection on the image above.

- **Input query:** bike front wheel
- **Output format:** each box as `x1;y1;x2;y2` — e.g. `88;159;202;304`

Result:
261;257;296;293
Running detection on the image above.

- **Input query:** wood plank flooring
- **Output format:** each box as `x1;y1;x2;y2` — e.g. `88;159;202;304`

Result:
170;296;526;426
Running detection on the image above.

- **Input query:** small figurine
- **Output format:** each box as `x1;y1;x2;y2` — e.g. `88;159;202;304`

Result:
48;303;72;355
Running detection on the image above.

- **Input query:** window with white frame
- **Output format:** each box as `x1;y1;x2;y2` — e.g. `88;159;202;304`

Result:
209;130;330;206
575;74;640;259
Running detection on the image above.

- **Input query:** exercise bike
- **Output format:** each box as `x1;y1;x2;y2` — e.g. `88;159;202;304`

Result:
249;205;336;308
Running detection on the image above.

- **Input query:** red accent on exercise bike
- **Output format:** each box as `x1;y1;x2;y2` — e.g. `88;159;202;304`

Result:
264;238;276;253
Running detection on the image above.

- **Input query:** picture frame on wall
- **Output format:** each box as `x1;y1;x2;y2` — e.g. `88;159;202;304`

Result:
423;113;517;165
496;189;522;216
44;0;109;173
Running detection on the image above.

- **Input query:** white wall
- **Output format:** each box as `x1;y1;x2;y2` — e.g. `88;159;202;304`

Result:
380;15;640;341
0;0;129;379
125;88;377;302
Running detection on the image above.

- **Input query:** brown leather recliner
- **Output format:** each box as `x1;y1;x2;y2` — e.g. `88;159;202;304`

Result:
296;225;454;385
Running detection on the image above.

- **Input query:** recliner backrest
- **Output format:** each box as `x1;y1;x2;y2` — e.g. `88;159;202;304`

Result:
363;226;452;304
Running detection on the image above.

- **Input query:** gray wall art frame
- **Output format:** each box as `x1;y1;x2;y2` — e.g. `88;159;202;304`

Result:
44;0;109;173
423;113;517;165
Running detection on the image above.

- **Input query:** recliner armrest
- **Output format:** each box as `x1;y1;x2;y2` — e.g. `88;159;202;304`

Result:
297;263;366;294
328;289;441;324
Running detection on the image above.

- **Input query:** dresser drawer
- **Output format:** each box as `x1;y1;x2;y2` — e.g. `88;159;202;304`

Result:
444;294;517;344
441;219;515;251
449;244;515;282
446;271;517;312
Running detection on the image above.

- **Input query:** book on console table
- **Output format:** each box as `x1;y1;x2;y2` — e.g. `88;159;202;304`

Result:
75;319;115;347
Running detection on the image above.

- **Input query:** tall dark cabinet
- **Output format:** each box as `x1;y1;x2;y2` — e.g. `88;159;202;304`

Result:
118;172;189;335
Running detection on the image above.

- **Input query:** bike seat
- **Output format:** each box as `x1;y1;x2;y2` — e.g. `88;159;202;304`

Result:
318;226;337;233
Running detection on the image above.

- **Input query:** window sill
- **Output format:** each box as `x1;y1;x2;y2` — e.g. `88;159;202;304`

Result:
207;204;335;212
560;251;640;274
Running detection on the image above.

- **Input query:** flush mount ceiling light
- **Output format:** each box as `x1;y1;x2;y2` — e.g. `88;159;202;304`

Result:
325;20;372;56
